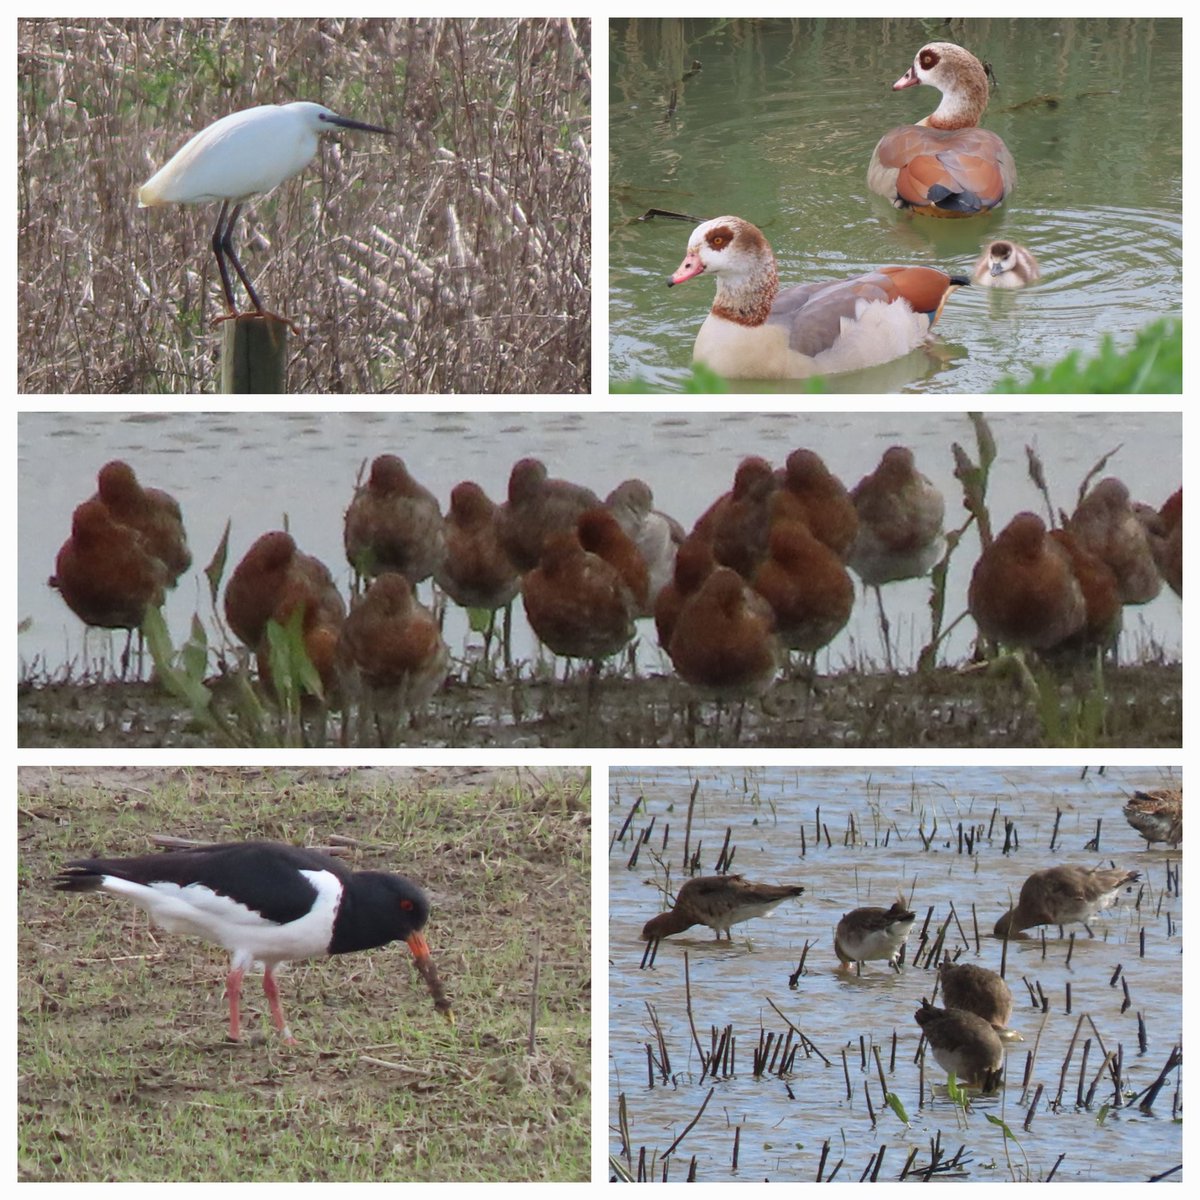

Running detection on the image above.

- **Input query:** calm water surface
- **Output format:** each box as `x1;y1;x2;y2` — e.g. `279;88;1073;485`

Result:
610;18;1182;392
609;765;1182;1182
18;411;1180;676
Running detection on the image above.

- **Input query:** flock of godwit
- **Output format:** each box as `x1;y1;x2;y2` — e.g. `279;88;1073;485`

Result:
48;448;1180;727
640;857;1148;1089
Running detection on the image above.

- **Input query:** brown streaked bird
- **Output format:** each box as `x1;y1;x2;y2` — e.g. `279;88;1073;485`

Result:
1067;478;1161;605
521;529;637;665
868;42;1016;217
497;457;601;574
967;512;1085;652
50;499;168;632
847;446;945;667
752;520;854;655
94;460;192;585
340;574;448;741
343;454;445;585
973;240;1040;288
993;865;1141;938
937;961;1014;1034
667;567;782;699
1123;788;1182;848
914;1001;1004;1089
642;875;804;942
835;901;917;969
669;216;967;379
770;449;859;560
605;479;684;611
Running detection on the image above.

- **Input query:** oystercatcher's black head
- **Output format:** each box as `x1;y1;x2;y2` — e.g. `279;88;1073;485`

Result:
331;870;432;959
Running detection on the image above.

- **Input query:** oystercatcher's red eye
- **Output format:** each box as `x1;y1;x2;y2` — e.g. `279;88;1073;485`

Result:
400;899;414;911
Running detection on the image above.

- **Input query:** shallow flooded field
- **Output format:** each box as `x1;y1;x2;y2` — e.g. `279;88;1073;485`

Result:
609;766;1182;1183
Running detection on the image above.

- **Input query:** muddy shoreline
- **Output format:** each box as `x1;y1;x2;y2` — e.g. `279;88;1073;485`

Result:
18;660;1182;748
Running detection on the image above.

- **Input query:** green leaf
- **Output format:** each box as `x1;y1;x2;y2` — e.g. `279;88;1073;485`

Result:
204;520;231;607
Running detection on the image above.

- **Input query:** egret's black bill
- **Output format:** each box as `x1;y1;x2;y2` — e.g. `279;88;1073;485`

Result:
321;113;394;136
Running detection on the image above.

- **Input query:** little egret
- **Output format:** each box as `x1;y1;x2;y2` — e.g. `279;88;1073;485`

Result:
138;101;393;320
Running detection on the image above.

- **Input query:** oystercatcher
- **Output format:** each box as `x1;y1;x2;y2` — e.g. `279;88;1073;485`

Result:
54;840;446;1042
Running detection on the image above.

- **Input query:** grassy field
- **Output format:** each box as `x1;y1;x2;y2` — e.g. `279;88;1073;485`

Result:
18;18;590;393
18;766;590;1181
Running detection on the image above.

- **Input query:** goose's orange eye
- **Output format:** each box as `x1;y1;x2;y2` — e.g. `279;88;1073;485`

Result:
710;234;729;249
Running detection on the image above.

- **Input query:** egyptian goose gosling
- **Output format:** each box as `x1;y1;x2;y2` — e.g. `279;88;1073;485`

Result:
668;216;967;380
869;42;1016;217
973;240;1039;288
834;901;917;969
914;1001;1004;1089
993;864;1140;938
642;875;804;942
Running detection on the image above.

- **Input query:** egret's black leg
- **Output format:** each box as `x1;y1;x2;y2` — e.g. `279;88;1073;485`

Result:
217;202;266;315
210;201;239;314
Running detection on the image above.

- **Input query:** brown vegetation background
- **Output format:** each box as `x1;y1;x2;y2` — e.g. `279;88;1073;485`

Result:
18;18;591;394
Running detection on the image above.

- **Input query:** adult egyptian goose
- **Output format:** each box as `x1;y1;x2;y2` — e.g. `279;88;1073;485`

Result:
973;241;1039;288
642;875;804;942
869;43;1016;217
668;216;967;380
54;840;451;1042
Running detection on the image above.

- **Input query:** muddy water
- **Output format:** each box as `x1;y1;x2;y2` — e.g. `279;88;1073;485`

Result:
609;766;1181;1182
17;410;1181;681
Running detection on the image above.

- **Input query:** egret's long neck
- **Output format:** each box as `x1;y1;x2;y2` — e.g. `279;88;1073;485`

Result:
710;258;779;328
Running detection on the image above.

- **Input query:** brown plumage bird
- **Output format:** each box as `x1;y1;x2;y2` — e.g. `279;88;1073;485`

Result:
343;454;445;585
498;458;600;573
642;875;804;941
95;460;191;586
1123;788;1182;848
914;1001;1004;1089
937;960;1014;1032
993;865;1140;938
834;902;916;969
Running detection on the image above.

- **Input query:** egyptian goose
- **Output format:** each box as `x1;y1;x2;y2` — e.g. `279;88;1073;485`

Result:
834;901;916;969
868;42;1016;217
993;865;1140;938
54;840;451;1042
914;1001;1004;1089
973;240;1039;288
642;875;804;942
668;216;967;380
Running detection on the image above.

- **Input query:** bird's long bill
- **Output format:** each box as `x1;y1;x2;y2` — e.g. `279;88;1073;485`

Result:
326;114;394;136
407;932;455;1024
406;931;431;961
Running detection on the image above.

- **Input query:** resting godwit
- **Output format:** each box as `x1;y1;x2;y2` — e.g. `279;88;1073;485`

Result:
642;875;804;941
95;460;192;586
605;479;684;611
498;458;600;573
1067;478;1161;605
343;454;445;585
847;446;945;668
770;449;859;560
693;456;778;579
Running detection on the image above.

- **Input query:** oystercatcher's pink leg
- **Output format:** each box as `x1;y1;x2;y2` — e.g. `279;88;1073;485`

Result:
263;967;297;1044
225;965;245;1041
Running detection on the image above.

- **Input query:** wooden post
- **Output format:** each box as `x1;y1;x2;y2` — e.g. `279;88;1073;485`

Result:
219;314;290;393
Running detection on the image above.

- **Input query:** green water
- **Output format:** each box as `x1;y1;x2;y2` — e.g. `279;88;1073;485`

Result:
610;18;1182;392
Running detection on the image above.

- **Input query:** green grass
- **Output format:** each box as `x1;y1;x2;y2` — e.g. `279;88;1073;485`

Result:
18;766;590;1181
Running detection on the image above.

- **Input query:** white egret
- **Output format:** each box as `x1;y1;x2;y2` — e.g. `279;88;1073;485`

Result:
138;101;393;319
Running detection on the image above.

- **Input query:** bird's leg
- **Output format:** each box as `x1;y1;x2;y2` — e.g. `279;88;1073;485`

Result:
210;201;240;316
262;967;297;1045
225;964;245;1041
874;585;894;671
218;202;267;315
